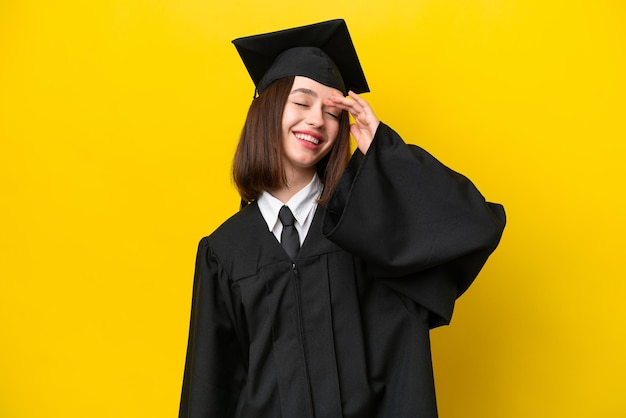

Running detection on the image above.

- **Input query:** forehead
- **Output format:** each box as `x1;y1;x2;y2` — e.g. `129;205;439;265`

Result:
291;76;343;97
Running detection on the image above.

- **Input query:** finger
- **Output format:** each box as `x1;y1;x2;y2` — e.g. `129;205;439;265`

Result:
328;93;376;129
350;123;374;154
345;92;374;120
347;91;370;110
349;123;359;140
326;97;364;120
325;94;356;110
348;92;380;129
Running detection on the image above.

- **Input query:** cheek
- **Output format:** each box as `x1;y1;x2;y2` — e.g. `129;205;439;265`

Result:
327;123;341;146
281;106;299;130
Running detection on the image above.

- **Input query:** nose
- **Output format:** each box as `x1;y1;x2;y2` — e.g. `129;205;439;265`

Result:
306;105;324;127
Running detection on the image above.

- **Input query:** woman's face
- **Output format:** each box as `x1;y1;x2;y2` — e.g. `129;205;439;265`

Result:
280;76;343;177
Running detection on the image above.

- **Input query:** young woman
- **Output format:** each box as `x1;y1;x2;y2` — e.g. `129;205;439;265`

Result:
180;19;506;418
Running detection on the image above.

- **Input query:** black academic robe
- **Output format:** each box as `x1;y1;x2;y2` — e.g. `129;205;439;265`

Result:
179;123;506;418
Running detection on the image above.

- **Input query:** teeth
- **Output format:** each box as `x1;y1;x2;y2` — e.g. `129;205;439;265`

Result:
295;133;320;145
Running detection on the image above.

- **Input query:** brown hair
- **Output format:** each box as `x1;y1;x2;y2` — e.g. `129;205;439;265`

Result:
233;76;351;206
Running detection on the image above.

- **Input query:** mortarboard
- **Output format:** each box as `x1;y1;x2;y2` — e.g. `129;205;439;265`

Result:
232;19;369;96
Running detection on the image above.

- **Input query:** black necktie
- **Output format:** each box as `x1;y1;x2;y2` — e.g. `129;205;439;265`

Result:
278;206;300;260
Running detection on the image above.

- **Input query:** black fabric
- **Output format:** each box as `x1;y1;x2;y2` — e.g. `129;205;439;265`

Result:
179;123;506;418
232;19;369;95
278;206;300;261
258;46;346;95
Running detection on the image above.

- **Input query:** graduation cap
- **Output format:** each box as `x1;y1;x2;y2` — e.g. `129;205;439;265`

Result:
232;19;369;96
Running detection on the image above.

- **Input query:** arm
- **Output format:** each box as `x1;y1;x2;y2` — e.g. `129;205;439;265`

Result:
322;95;506;327
179;238;246;417
324;123;505;278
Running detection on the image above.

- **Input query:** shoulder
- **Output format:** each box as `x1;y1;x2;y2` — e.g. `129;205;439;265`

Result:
201;202;276;280
203;203;261;249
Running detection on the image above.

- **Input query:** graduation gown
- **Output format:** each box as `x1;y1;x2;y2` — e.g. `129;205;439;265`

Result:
179;123;506;418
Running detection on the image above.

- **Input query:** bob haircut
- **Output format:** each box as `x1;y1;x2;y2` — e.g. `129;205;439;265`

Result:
233;76;351;206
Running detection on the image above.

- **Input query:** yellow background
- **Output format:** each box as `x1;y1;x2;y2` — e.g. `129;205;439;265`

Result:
1;1;625;417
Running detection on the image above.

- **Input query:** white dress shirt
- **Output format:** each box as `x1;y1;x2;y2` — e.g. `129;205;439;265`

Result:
257;174;323;246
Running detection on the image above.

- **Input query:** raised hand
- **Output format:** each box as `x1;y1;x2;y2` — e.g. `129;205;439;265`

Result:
325;91;380;154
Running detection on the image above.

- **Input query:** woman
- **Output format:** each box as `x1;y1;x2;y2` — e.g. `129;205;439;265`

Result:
180;19;506;418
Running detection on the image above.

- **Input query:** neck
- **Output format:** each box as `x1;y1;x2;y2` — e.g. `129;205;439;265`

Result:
270;166;315;204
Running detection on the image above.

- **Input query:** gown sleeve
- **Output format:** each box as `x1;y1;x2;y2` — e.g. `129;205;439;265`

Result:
179;237;246;418
322;123;506;328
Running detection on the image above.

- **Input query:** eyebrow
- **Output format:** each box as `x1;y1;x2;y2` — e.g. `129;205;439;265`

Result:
290;88;318;98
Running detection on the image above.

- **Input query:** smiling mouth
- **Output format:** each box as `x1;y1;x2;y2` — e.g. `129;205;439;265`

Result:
294;132;321;145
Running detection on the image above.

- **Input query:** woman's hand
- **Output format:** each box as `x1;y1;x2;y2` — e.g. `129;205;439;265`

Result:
325;91;380;154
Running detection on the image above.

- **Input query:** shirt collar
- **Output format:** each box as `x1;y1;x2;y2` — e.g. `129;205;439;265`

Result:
257;174;323;231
